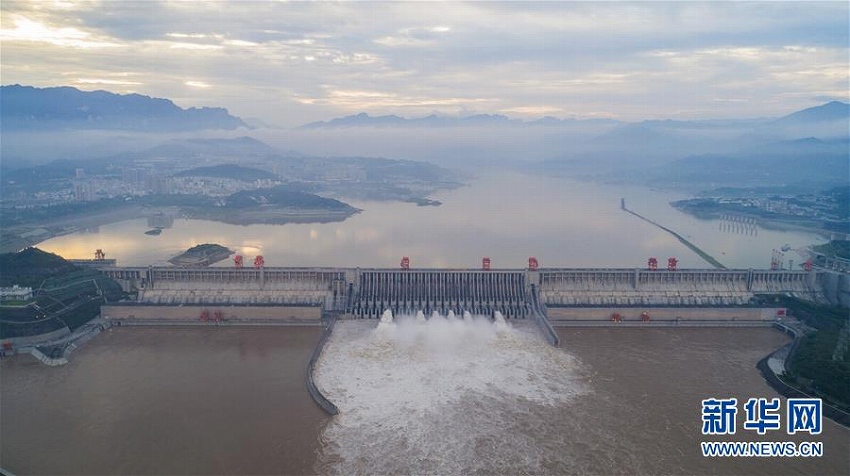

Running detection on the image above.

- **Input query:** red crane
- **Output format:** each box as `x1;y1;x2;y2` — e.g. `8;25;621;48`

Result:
253;255;265;269
234;255;243;268
95;249;105;260
667;257;678;271
648;257;658;271
482;257;491;270
528;256;539;271
400;256;410;269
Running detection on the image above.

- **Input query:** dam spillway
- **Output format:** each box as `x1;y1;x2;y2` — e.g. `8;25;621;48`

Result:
98;266;839;314
353;270;529;318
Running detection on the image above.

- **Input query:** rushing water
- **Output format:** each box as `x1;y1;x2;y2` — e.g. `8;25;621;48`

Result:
36;172;826;269
314;312;588;474
314;319;849;475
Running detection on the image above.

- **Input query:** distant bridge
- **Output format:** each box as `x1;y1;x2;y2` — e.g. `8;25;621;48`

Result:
98;265;838;316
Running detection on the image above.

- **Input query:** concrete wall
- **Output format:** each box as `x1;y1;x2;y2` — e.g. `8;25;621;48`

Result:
1;327;71;349
547;307;784;322
102;304;321;323
817;271;850;307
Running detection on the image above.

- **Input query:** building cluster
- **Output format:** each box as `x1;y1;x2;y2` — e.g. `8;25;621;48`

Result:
0;285;34;302
711;195;843;222
5;166;284;209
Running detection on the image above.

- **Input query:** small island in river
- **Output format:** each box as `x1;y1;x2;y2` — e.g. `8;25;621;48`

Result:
168;243;233;267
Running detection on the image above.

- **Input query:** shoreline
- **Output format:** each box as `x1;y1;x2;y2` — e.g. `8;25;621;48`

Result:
758;321;850;427
0;205;147;254
670;203;845;240
1;205;360;254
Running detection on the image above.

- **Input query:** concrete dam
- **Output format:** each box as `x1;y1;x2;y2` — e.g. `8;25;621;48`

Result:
100;266;839;320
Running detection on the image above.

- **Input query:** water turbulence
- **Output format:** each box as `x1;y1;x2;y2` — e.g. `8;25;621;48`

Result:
314;309;587;474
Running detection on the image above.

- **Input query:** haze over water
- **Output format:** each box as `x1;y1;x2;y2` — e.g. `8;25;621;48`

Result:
37;172;826;269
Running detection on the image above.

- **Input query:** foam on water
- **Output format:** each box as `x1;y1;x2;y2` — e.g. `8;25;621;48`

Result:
314;311;588;474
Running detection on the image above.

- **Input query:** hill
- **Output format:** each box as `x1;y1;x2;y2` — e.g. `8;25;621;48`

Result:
224;186;354;210
0;84;248;131
0;247;79;288
174;164;279;182
775;101;850;125
0;248;124;338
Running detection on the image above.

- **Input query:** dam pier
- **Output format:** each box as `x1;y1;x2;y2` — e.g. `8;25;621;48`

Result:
97;265;844;331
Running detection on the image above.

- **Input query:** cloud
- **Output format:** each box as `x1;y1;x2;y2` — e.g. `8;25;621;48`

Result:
0;14;122;48
76;78;142;86
0;1;847;126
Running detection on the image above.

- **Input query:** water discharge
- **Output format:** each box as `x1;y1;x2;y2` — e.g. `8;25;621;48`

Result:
314;310;587;474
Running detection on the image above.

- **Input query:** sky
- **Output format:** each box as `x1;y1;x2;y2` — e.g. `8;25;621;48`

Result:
1;1;848;127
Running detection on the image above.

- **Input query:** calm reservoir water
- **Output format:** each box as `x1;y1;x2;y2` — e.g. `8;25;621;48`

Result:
36;172;826;269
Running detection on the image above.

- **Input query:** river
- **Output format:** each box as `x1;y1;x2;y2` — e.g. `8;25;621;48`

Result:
35;172;826;269
2;325;847;474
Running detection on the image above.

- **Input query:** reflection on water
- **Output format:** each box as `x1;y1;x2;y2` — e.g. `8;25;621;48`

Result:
147;212;175;229
37;172;827;269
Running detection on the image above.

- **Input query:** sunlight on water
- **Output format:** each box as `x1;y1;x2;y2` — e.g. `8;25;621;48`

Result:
314;311;588;474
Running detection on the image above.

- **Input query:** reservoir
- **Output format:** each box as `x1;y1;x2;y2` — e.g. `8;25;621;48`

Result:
35;172;826;270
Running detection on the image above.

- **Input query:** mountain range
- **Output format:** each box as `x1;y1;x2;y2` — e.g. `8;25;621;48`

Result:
298;101;848;130
0;84;248;131
298;112;622;129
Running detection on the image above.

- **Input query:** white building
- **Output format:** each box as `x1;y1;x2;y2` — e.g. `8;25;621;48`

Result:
0;285;34;302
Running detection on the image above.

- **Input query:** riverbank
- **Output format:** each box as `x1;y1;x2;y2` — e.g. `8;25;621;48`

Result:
182;206;360;226
758;321;850;427
0;204;146;254
1;204;359;255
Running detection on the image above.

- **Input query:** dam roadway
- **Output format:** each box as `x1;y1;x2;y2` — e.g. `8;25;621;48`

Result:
97;265;842;327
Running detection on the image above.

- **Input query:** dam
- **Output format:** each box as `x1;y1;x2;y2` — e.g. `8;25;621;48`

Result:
98;265;843;323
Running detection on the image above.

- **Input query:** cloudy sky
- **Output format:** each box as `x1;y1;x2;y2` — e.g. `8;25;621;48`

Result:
2;1;848;127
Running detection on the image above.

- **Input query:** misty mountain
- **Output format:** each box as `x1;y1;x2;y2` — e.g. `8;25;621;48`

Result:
774;101;850;125
299;112;566;129
538;101;850;193
0;84;248;131
637;136;849;190
100;136;303;165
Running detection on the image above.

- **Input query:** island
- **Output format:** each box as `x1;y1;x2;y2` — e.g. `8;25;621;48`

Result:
168;243;233;267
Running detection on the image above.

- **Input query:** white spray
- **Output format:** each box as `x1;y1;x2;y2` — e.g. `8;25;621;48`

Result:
314;311;588;475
